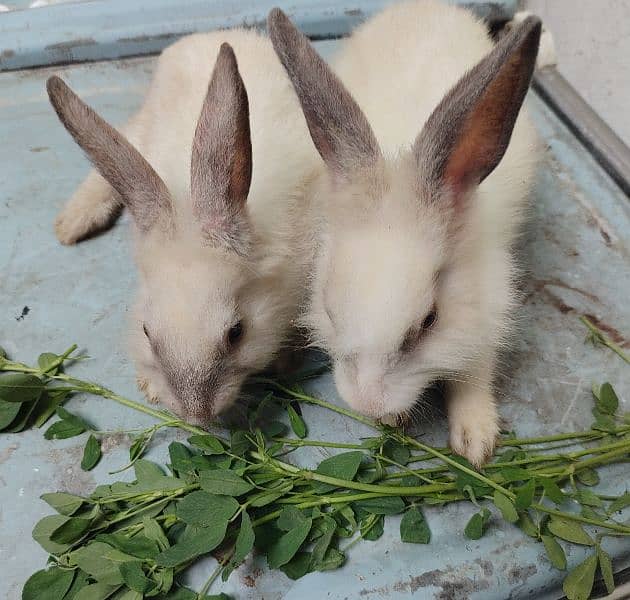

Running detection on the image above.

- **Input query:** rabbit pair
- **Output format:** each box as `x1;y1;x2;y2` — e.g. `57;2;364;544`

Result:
49;0;541;466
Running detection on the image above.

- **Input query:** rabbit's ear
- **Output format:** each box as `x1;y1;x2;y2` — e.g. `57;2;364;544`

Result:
268;8;381;179
414;17;541;201
191;43;252;248
47;76;172;233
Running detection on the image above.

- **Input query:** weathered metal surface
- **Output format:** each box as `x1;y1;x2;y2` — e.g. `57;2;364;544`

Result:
0;0;517;71
1;44;629;600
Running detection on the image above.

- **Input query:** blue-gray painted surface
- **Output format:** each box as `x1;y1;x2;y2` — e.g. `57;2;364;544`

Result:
1;43;629;600
0;0;517;71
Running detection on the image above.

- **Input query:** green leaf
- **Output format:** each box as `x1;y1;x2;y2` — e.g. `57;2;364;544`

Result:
63;570;89;600
134;459;165;483
287;404;307;439
41;492;84;516
597;382;619;415
71;542;124;585
400;506;431;544
267;518;313;569
314;451;364;493
176;491;239;527
187;434;225;454
464;508;491;540
562;554;597;600
143;517;170;551
279;552;312;580
249;490;285;507
199;470;253;496
44;407;90;440
38;352;62;374
317;548;346;571
119;561;155;593
81;434;102;471
540;478;566;504
50;516;92;544
541;535;566;570
5;395;43;432
576;468;599;487
73;582;120;600
22;566;75;600
548;518;594;545
222;511;254;581
449;456;493;496
498;466;532;483
516;511;539;538
575;490;603;508
32;515;72;554
129;433;150;463
597;546;615;594
33;391;68;428
382;440;411;465
361;514;384;541
0;373;44;403
493;490;519;523
277;507;309;531
155;523;229;567
230;430;250;456
168;442;193;474
310;516;337;566
353;496;405;515
608;492;630;514
0;398;22;430
515;479;536;510
96;532;159;559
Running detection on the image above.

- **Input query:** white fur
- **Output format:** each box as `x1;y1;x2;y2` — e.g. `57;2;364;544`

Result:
56;31;318;422
302;1;540;465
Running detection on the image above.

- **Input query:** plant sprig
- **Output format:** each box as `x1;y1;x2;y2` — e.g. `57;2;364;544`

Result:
3;316;630;600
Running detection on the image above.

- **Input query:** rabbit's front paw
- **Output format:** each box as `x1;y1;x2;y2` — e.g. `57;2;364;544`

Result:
448;389;499;468
137;376;162;405
55;194;119;245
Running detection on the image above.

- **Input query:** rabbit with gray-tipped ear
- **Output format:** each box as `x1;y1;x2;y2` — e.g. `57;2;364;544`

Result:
268;1;541;466
48;32;318;424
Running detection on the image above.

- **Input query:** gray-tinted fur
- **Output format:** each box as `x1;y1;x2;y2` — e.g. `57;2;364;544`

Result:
46;76;173;233
191;43;253;255
413;16;541;200
267;8;381;177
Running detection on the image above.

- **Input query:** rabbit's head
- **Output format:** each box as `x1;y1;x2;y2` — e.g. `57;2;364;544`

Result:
268;9;540;420
48;44;282;424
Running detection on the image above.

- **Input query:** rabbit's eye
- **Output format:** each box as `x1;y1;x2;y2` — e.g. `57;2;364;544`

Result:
227;320;244;348
421;309;438;331
400;307;438;353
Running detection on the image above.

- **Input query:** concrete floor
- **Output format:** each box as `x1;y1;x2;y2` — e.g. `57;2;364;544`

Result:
523;0;630;148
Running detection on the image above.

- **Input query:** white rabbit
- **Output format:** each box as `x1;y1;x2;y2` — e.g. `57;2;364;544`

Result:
268;1;541;466
48;32;318;423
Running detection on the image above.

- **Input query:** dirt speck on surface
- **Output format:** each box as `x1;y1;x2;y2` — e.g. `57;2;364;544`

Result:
15;306;30;321
507;564;537;585
360;563;491;599
0;444;19;464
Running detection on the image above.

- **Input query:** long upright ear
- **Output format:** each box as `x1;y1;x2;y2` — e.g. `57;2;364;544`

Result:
191;43;252;244
46;76;172;233
268;8;381;178
414;16;541;199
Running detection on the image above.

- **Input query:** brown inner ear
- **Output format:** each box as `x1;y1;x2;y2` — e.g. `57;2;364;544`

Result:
443;49;530;192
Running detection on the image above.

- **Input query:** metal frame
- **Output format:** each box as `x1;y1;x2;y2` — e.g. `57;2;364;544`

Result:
534;66;630;198
0;0;516;71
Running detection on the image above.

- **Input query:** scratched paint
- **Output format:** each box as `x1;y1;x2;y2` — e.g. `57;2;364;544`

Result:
0;44;629;600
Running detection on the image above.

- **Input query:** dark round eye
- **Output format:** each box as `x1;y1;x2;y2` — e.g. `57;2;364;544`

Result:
422;310;437;330
227;320;244;347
